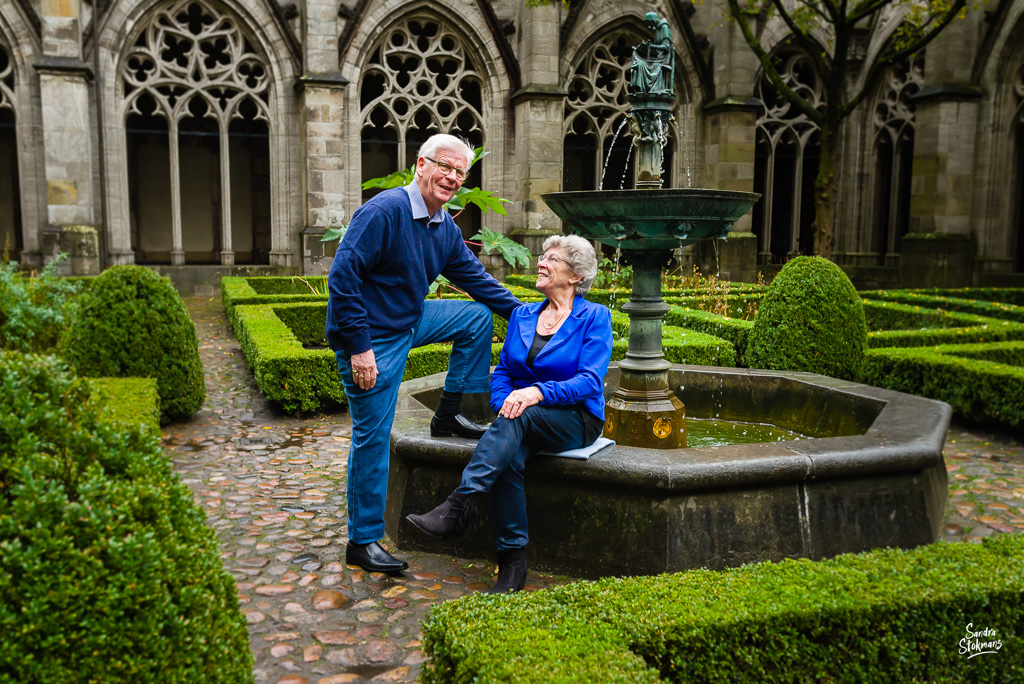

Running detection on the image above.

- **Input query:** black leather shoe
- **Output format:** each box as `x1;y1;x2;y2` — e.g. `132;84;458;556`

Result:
407;492;478;539
430;413;488;439
345;541;408;573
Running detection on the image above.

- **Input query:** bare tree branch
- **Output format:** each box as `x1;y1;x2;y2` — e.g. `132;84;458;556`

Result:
726;0;825;123
844;0;967;115
770;0;832;79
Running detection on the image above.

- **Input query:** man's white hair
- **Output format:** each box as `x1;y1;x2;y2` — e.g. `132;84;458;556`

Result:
417;134;475;168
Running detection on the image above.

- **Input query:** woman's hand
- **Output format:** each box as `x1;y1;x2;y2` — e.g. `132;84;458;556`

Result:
500;387;544;419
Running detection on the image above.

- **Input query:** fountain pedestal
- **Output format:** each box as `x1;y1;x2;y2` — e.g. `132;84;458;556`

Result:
604;249;687;448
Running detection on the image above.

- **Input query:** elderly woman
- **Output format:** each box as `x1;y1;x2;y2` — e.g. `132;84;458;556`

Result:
407;234;612;593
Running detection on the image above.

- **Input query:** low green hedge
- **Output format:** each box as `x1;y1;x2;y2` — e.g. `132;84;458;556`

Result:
862;290;1024;323
665;306;753;365
609;311;735;367
230;302;503;413
900;287;1024;306
62;265;205;424
221;276;325;318
0;352;252;680
861;299;995;331
859;345;1024;427
939;340;1024;365
423;534;1024;683
86;377;161;434
867;320;1024;349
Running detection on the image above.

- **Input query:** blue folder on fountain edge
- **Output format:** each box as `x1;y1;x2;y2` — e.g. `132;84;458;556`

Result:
539;437;615;460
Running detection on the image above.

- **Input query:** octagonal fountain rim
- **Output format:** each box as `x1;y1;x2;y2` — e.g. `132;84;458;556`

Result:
389;364;953;494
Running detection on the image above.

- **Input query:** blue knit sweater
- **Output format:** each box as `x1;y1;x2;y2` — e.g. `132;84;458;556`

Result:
326;184;521;355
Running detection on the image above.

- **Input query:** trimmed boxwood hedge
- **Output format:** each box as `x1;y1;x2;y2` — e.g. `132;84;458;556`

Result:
230;301;503;413
899;287;1024;306
609;311;736;368
423;534;1024;683
86;376;161;434
665;306;753;365
861;299;996;331
62;265;205;423
746;257;867;379
859;345;1024;427
862;290;1024;323
867;320;1024;349
0;352;252;681
221;276;325;316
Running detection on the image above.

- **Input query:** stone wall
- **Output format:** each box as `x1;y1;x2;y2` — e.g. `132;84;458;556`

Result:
0;0;1022;284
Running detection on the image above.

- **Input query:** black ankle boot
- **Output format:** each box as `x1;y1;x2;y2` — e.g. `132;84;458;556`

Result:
487;547;528;594
406;492;478;539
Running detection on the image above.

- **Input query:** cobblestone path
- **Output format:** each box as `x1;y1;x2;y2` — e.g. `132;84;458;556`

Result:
165;296;1024;684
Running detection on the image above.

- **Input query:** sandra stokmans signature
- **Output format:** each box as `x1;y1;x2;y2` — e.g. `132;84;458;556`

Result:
959;623;1003;659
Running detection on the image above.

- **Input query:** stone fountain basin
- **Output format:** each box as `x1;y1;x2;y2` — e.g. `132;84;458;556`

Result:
385;365;951;579
540;188;760;250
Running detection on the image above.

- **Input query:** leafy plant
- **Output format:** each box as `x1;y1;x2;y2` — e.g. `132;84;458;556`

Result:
471;227;531;270
0;253;82;353
592;257;633;290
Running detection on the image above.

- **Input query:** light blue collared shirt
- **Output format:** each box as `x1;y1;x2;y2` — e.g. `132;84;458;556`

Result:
404;180;447;227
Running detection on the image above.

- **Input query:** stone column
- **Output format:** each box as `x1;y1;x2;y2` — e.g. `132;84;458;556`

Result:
297;0;345;275
509;1;565;258
903;14;983;287
35;0;98;272
696;12;760;283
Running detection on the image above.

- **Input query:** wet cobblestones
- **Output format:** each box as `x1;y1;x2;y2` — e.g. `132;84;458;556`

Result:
165;296;1023;683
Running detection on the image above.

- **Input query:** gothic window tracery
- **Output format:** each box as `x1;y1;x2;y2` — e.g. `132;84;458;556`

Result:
359;17;485;235
562;31;673;191
359;18;484;172
0;42;21;257
871;55;922;265
120;0;272;265
753;49;824;263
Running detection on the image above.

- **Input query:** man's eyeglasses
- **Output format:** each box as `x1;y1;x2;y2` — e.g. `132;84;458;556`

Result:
425;157;469;181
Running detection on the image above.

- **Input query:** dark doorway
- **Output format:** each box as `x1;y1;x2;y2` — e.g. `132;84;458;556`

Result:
0;107;21;261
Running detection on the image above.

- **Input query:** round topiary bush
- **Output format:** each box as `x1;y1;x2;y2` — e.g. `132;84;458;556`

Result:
62;265;204;423
0;352;251;681
746;256;867;379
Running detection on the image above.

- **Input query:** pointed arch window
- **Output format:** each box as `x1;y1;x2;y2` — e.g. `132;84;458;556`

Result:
871;56;922;265
359;17;485;236
753;49;823;264
563;31;674;192
0;42;20;259
121;0;272;265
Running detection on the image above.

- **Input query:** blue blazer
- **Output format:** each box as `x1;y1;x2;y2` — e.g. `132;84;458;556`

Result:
490;295;613;421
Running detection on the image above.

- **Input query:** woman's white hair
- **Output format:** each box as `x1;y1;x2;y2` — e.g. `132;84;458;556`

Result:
543;234;599;295
417;134;475;167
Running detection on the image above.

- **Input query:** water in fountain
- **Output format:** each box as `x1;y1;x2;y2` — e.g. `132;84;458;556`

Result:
618;143;635;190
599;118;630;191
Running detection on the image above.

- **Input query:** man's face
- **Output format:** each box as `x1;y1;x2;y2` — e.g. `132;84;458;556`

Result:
415;147;469;214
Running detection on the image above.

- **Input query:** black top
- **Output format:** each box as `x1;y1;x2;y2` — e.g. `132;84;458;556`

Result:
526;328;605;442
525;330;553;369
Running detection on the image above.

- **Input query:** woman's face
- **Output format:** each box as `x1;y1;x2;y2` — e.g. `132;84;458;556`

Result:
536;247;580;295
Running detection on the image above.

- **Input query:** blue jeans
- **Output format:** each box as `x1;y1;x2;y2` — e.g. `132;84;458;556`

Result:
335;299;494;544
457;404;600;551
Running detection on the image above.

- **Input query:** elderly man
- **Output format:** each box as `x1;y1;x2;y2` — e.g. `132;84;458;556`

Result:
327;133;522;573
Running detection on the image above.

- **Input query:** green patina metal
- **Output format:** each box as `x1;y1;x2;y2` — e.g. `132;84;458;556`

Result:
541;14;759;449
